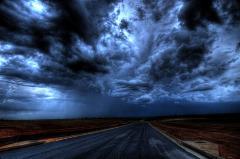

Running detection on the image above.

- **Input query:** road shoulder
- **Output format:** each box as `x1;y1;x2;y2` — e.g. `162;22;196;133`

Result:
148;122;211;159
0;123;132;153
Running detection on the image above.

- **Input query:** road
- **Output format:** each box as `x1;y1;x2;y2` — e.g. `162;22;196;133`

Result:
0;122;204;159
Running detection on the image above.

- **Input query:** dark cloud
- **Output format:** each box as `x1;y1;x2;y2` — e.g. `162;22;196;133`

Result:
66;57;109;74
179;0;221;29
150;49;177;81
117;80;152;91
219;0;240;25
150;29;210;82
0;0;240;118
0;103;37;113
177;43;206;69
0;0;117;88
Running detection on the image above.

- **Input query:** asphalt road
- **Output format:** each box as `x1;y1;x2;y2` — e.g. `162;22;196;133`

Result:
0;122;203;159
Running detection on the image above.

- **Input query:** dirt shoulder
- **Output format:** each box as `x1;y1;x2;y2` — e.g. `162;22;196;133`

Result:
151;116;240;159
0;119;129;149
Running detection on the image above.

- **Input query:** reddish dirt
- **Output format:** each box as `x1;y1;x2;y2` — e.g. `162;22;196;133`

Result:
151;117;240;159
0;119;128;147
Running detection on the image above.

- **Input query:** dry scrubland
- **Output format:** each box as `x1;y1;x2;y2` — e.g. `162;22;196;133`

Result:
151;115;240;159
0;119;129;147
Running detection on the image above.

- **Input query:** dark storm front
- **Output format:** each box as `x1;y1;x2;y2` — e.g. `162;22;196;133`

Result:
0;123;200;159
0;0;240;119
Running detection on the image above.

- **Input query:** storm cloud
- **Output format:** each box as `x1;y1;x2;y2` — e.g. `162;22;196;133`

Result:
0;0;240;118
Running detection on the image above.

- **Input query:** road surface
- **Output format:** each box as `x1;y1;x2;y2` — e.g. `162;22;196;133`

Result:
0;122;204;159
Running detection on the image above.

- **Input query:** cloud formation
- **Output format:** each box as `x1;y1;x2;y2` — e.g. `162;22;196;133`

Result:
0;0;240;118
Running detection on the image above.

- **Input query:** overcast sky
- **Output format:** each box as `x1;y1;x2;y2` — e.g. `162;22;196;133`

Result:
0;0;240;119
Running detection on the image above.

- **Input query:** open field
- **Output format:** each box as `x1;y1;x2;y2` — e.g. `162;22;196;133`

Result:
0;119;129;148
151;114;240;159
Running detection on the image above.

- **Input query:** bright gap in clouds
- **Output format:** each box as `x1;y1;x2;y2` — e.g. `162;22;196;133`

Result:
30;87;60;99
0;42;13;52
0;55;7;67
26;0;48;14
25;58;40;73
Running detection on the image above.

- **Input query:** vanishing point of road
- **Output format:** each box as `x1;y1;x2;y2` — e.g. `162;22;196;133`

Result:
0;122;206;159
